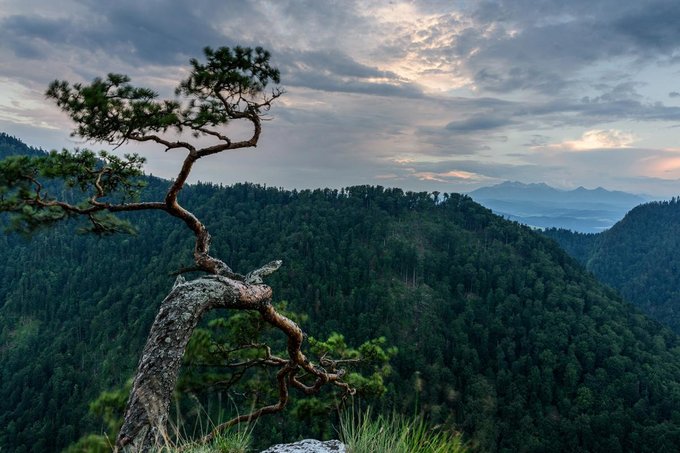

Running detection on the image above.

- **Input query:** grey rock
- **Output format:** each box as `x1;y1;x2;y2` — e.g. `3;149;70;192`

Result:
259;439;346;453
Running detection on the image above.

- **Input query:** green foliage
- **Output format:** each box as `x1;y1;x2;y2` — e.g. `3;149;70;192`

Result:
88;381;131;437
542;227;599;264
340;407;467;453
61;433;112;453
178;303;395;440
1;44;282;244
205;426;252;453
154;422;252;453
180;301;308;393
47;74;179;144
65;381;252;452
0;149;145;234
64;381;130;451
309;334;397;397
46;46;280;145
177;46;281;130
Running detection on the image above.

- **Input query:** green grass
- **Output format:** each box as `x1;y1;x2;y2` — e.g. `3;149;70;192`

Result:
155;431;250;452
340;408;467;453
155;419;253;453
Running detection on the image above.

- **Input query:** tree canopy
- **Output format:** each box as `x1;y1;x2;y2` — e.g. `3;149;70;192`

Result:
545;198;680;333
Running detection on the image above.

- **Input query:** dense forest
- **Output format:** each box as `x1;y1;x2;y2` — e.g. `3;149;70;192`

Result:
545;199;680;334
0;133;47;159
3;135;680;452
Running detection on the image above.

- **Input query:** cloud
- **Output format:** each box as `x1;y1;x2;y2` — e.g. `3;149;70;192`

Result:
4;0;680;197
645;156;680;177
547;129;636;151
280;49;424;98
445;115;514;132
412;169;494;183
0;0;249;65
447;1;680;95
613;1;680;53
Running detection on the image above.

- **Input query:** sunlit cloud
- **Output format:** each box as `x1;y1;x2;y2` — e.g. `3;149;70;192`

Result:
547;129;636;151
642;155;680;179
361;3;472;94
413;169;493;183
0;78;60;129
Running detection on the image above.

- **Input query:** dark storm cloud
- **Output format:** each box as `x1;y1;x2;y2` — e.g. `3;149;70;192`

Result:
461;20;627;94
473;66;569;94
4;0;680;99
432;90;680;137
1;15;74;58
478;94;680;129
613;2;680;52
577;99;680;122
0;0;251;65
284;49;398;80
87;1;233;63
0;0;423;98
454;0;680;94
413;125;495;156
522;135;551;147
445;115;514;132
279;48;424;97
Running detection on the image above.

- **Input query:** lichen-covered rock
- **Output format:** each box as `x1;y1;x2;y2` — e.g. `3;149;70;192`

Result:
259;439;346;452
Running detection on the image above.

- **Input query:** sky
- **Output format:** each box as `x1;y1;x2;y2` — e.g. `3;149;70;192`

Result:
2;0;680;196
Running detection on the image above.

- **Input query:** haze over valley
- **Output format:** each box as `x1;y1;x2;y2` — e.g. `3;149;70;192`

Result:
469;181;653;233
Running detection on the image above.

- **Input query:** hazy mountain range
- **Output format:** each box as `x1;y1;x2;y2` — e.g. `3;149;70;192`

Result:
468;181;651;233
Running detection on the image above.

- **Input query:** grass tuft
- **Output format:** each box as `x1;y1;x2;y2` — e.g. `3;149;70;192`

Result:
340;407;466;453
153;423;252;453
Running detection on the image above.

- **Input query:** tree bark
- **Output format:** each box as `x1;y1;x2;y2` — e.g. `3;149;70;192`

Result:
115;275;272;452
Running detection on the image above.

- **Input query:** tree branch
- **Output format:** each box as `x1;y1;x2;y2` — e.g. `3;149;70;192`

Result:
115;276;273;451
128;133;196;153
23;45;358;453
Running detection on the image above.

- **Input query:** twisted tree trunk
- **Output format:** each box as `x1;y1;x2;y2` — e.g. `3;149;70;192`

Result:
115;276;272;452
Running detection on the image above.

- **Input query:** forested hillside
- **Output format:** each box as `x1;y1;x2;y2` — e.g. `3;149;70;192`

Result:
545;199;680;334
3;139;680;452
0;133;46;159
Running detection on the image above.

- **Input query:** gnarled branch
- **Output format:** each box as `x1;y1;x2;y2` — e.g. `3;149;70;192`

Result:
3;45;360;453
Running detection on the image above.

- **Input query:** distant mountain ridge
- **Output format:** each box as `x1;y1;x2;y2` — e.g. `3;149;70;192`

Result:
471;181;646;204
469;181;649;233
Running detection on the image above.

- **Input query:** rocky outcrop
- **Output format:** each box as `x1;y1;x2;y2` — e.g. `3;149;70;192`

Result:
260;439;346;452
